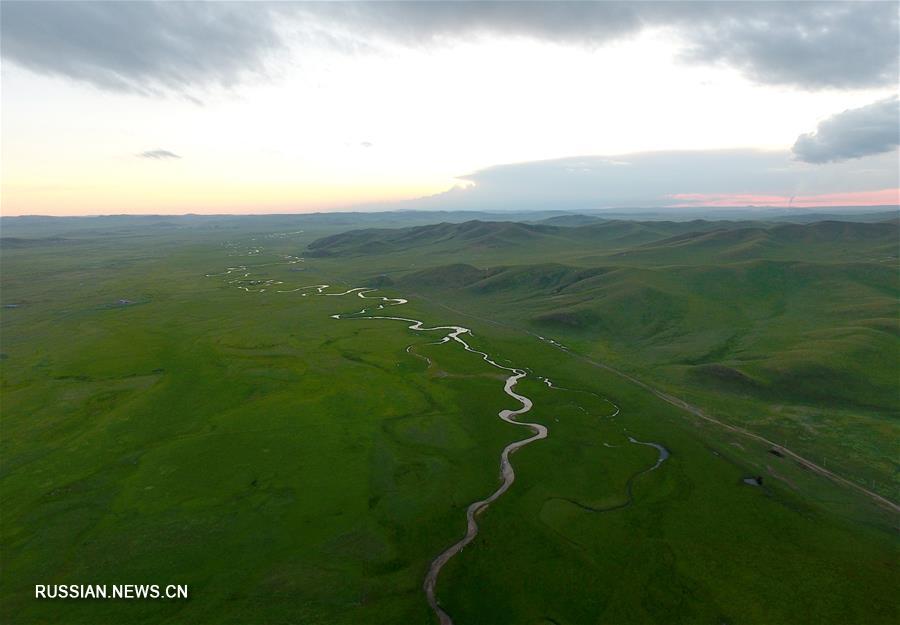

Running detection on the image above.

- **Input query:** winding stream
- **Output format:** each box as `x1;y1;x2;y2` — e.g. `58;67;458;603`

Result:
208;255;672;624
325;289;548;625
627;435;670;471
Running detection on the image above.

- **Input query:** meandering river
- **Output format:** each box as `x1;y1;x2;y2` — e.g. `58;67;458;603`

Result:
324;289;548;625
208;258;671;624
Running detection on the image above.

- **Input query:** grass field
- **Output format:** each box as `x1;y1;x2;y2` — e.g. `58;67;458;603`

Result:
1;213;898;624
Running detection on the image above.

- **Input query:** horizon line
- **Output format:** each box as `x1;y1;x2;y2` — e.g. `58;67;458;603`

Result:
2;204;899;219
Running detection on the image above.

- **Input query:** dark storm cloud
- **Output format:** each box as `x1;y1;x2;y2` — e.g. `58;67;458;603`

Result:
138;150;181;160
1;2;896;94
0;1;284;95
793;97;900;164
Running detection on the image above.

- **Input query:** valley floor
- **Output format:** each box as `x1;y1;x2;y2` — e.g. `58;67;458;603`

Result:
1;214;897;624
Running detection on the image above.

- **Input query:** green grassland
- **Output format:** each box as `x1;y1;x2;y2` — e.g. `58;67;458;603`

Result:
1;213;898;624
309;218;900;501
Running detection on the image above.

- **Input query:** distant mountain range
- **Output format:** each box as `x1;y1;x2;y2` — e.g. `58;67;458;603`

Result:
306;217;899;264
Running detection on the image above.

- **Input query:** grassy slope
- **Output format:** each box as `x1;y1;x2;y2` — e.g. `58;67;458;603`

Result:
1;217;898;624
305;219;768;261
310;219;900;500
399;313;898;625
306;216;899;621
606;219;899;264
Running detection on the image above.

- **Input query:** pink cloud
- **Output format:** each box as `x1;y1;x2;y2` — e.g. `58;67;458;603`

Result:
668;188;900;208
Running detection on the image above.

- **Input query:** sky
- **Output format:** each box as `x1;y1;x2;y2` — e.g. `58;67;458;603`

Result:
1;1;899;216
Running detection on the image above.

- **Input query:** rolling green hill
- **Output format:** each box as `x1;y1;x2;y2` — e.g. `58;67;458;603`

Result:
400;259;899;409
351;220;900;500
307;217;899;268
306;218;771;261
611;219;900;264
2;213;898;625
307;220;562;256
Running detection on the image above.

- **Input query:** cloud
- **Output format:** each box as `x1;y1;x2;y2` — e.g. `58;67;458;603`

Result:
364;149;899;211
313;1;899;89
1;2;896;95
308;2;642;47
676;2;899;89
0;1;285;96
792;97;900;164
138;150;180;160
